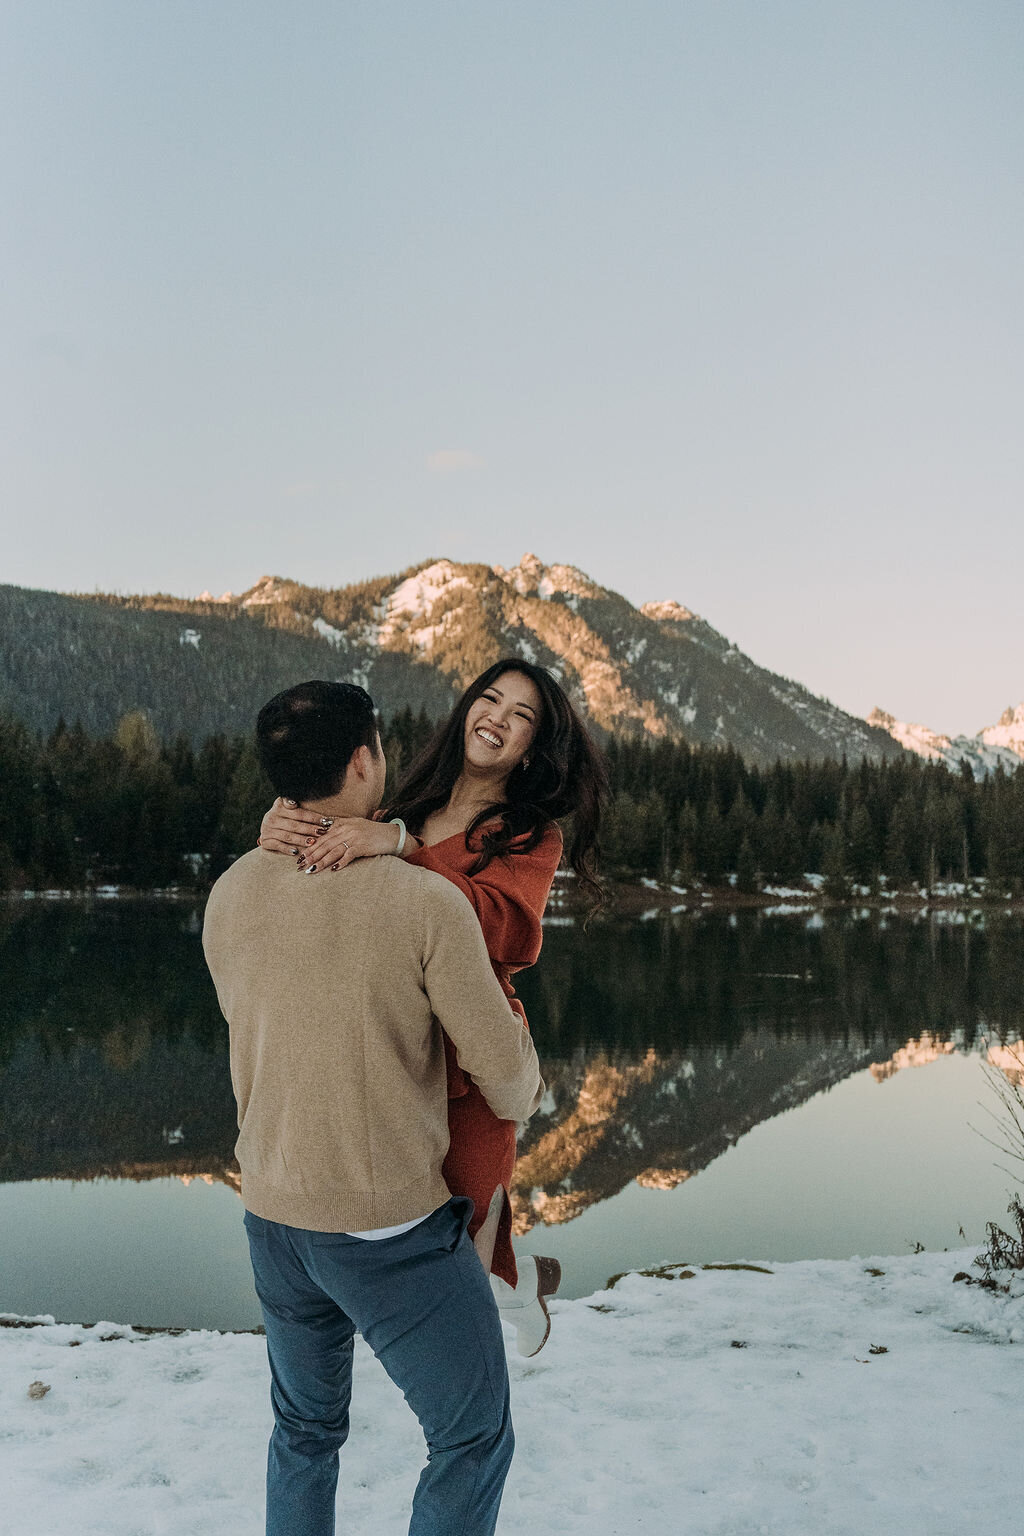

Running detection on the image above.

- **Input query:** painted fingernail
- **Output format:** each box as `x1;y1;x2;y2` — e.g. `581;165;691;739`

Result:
331;863;340;871
305;865;317;874
305;836;315;846
291;848;301;856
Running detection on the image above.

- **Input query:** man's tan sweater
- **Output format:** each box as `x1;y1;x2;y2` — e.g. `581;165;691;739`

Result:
202;850;544;1232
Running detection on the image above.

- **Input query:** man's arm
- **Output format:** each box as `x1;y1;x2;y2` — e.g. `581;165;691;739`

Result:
420;878;544;1123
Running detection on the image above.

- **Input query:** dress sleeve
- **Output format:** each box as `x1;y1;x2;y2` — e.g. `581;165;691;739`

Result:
413;821;563;970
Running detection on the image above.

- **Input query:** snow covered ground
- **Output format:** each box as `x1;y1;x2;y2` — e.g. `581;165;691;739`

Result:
2;1247;1021;1536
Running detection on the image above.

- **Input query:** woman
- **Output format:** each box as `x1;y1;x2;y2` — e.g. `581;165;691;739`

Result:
259;658;607;1354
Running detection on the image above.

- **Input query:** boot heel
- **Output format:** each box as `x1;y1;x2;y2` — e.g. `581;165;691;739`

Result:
535;1255;561;1298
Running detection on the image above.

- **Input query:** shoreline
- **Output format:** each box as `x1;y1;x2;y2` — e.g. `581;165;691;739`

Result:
0;1242;1006;1338
599;878;1024;918
6;877;1024;917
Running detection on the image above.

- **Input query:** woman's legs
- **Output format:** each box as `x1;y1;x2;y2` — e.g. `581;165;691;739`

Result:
472;1186;506;1275
443;1084;519;1286
444;1085;562;1356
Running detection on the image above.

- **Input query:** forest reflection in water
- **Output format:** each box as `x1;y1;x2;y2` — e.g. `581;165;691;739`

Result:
0;901;1022;1323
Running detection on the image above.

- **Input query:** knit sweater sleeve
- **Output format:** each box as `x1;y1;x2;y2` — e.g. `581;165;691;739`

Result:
419;875;545;1123
412;821;563;971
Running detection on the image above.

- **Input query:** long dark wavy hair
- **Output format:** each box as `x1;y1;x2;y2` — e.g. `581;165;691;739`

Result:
384;658;608;906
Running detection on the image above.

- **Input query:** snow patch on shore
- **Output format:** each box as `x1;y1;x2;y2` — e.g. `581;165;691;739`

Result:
3;1248;1019;1536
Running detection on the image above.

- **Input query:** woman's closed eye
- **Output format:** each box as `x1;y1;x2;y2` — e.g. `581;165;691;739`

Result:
484;690;534;722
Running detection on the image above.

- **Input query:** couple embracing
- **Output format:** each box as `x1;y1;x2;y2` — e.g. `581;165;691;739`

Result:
202;659;606;1536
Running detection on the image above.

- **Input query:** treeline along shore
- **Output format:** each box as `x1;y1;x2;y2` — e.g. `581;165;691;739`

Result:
1;710;1024;899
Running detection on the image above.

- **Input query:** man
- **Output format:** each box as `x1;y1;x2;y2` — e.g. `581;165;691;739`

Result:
203;680;544;1536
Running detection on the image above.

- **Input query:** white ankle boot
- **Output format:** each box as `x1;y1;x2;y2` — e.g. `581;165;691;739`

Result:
490;1255;562;1357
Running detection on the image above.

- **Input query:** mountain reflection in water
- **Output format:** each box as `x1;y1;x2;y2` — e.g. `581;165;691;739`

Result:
2;902;1022;1220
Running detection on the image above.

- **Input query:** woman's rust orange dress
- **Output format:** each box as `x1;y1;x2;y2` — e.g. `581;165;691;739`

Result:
407;821;563;1287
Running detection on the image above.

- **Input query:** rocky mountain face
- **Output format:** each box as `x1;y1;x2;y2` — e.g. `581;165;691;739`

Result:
263;553;904;761
1;555;902;763
509;1032;891;1235
867;705;1024;777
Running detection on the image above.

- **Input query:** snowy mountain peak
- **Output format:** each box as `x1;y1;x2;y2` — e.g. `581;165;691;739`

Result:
980;702;1024;753
385;560;471;623
868;706;1024;777
641;600;697;624
220;555;915;760
240;576;289;607
496;554;603;603
372;560;475;650
865;709;952;762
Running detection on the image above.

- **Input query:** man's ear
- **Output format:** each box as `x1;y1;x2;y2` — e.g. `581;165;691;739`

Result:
351;743;375;782
341;745;364;788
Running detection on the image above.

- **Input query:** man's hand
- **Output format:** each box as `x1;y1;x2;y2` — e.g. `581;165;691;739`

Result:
297;817;403;874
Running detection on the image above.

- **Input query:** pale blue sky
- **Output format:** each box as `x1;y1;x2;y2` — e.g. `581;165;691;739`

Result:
2;1;1021;735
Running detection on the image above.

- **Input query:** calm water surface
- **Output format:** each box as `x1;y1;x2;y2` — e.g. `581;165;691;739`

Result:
1;901;1022;1328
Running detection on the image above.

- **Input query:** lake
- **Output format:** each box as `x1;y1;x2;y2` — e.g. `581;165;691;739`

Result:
1;900;1022;1329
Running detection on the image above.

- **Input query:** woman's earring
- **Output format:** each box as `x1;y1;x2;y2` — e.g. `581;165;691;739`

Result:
522;756;531;769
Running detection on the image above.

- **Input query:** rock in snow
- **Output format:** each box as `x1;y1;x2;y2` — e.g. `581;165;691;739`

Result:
1;1247;1021;1535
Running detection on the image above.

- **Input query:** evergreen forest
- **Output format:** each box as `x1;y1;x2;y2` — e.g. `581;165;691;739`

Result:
1;711;1024;895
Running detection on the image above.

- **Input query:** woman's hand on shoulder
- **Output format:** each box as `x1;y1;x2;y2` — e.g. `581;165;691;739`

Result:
297;816;403;874
259;798;331;855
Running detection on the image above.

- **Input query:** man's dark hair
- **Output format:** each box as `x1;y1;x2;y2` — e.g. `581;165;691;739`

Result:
256;680;379;802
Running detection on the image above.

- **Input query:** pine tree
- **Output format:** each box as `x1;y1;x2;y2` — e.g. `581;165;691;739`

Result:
677;802;700;882
848;803;876;886
700;801;728;884
822;822;850;900
884;794;918;888
735;834;758;894
217;741;275;864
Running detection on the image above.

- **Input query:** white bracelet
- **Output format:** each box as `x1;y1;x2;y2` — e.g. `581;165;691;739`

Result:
389;817;407;857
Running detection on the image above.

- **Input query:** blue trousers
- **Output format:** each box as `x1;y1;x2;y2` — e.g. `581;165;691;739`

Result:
243;1197;514;1536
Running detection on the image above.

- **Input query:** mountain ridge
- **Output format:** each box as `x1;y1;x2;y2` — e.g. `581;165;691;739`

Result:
225;551;907;762
1;555;1019;769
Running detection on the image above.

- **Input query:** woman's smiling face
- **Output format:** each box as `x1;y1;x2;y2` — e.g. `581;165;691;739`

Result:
463;670;542;777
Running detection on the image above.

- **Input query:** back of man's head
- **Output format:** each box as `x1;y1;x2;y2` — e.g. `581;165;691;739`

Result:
257;680;379;802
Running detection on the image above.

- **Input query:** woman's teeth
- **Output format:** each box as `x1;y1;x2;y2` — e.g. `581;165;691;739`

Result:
476;728;502;748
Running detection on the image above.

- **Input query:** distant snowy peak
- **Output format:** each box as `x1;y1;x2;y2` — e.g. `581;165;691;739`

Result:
867;706;1024;776
240;575;289;607
640;600;698;624
980;702;1024;755
865;709;958;763
494;552;605;605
